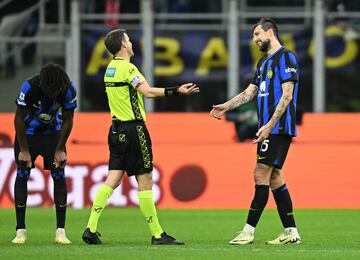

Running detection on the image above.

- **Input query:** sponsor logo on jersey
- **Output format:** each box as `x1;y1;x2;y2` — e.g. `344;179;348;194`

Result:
258;81;269;97
285;67;297;73
105;67;116;77
260;81;266;92
38;113;52;124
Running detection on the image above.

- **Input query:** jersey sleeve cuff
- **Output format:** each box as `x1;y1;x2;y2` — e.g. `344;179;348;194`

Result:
281;78;297;84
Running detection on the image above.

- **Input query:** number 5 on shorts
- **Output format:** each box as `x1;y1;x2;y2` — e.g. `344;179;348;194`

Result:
260;139;269;152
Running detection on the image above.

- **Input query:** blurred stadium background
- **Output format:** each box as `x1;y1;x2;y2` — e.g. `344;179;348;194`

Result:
2;0;360;113
0;0;360;258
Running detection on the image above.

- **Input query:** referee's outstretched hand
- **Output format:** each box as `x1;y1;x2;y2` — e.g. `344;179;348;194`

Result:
178;83;200;95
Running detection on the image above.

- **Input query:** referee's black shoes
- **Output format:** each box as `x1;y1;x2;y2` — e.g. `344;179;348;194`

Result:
151;232;184;245
82;228;102;245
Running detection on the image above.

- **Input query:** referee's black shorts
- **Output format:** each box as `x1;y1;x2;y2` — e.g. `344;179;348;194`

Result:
108;120;153;176
14;132;62;170
256;134;292;169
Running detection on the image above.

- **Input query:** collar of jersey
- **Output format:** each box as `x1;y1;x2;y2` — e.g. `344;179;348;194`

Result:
266;46;284;60
113;56;125;60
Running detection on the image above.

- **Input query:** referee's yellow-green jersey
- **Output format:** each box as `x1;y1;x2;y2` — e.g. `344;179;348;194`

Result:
104;57;146;121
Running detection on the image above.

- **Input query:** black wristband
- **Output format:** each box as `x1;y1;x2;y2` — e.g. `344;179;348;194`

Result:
164;86;179;97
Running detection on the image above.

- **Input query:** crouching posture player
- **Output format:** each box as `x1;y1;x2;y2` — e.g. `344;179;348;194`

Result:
13;64;77;244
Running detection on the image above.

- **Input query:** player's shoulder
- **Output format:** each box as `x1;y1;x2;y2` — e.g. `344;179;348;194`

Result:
121;60;142;81
63;82;77;100
123;60;139;73
281;48;297;59
19;74;40;96
26;74;40;88
68;82;77;92
58;82;76;102
106;59;138;77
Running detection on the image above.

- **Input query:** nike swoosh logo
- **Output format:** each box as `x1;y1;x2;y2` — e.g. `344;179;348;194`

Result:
93;206;103;213
59;204;67;208
258;156;267;160
17;204;26;208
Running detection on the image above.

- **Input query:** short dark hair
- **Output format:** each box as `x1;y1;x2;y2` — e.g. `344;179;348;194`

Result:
104;29;127;55
252;18;279;39
39;63;70;99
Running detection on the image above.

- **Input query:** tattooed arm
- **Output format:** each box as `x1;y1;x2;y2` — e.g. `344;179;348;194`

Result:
227;84;258;110
210;84;258;119
253;81;294;143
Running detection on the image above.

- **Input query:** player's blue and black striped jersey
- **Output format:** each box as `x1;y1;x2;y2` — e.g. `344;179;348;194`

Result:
251;46;299;136
15;75;77;135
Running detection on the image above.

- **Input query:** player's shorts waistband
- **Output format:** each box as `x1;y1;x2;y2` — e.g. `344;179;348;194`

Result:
112;117;144;127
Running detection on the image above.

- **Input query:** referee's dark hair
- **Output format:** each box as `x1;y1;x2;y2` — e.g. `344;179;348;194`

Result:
252;18;279;39
39;63;70;99
104;29;127;55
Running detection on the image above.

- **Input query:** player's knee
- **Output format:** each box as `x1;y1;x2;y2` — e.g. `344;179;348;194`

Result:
270;169;283;189
51;170;65;180
137;174;153;191
270;172;280;182
253;164;272;185
16;169;30;180
138;181;152;191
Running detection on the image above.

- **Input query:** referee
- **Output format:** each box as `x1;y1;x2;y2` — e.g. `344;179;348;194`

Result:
211;18;301;245
82;29;199;245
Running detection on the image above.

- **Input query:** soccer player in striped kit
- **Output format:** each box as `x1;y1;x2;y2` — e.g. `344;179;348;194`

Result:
211;18;301;245
13;64;76;244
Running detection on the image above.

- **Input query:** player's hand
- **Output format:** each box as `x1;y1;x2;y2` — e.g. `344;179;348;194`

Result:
177;83;199;95
253;124;272;144
210;103;229;120
18;151;32;168
54;150;67;168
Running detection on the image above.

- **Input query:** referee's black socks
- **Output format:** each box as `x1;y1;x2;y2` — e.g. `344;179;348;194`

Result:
272;184;296;228
246;184;269;228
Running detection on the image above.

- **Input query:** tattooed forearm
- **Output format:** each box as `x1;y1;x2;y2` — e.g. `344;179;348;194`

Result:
268;82;294;127
227;84;258;110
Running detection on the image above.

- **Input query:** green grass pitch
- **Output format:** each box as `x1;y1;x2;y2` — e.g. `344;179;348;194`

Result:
0;208;359;259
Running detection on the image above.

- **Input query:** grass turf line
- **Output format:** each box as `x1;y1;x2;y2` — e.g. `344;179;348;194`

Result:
0;208;359;259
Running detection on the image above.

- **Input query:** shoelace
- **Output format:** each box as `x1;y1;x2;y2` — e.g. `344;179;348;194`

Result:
166;234;175;240
233;231;250;239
